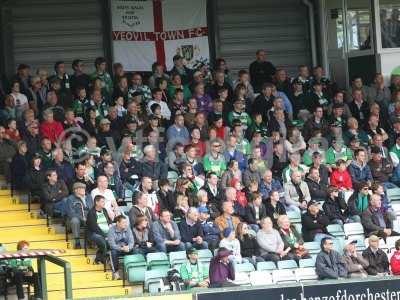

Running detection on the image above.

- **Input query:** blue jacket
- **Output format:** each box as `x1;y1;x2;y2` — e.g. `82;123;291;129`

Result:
166;125;190;145
151;220;181;246
65;194;94;220
348;161;373;186
259;179;283;200
223;149;248;171
200;220;220;242
107;225;135;251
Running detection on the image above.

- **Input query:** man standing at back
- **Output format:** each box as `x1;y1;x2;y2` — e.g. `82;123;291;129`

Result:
249;50;276;93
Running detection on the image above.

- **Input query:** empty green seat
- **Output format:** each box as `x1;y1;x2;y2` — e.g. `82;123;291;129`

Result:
124;254;147;283
277;260;298;270
147;252;170;270
256;261;277;271
169;251;187;268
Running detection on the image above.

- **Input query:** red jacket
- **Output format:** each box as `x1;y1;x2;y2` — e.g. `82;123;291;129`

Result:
330;169;352;190
390;250;400;275
40;121;64;144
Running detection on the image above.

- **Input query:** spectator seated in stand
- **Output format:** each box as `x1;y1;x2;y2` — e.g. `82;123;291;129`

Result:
316;237;348;280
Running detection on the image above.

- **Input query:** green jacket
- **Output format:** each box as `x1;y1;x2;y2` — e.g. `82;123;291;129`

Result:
167;84;192;102
203;154;227;177
325;147;353;166
9;258;32;271
179;261;208;289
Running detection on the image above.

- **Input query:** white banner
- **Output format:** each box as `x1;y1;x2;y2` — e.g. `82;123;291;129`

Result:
111;0;210;71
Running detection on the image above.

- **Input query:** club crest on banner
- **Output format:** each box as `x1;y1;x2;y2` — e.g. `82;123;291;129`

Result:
111;0;210;71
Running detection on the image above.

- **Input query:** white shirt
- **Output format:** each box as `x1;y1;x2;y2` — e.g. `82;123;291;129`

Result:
11;92;28;108
91;188;116;216
147;99;171;120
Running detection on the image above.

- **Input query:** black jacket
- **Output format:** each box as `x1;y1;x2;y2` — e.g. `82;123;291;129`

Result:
362;247;389;275
86;207;112;237
238;234;261;258
264;200;286;227
178;220;204;243
301;211;330;242
140;159;168;181
305;177;328;202
349;101;370;127
245;202;267;225
249;60;276;92
26;167;45;197
156;189;176;212
119;157;141;185
201;183;223;208
10;153;29;190
322;196;348;223
252;94;274;121
361;207;392;236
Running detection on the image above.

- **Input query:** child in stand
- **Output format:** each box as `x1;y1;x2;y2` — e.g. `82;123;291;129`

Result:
5;118;21;142
330;159;353;201
115;96;127;117
231;178;248;220
219;228;243;264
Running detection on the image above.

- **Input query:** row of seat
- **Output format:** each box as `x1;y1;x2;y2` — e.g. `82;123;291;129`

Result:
234;268;318;286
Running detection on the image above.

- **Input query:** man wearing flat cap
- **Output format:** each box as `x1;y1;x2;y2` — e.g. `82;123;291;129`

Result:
65;182;94;249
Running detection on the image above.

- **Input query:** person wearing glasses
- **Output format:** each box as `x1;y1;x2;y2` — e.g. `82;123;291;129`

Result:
348;181;370;221
203;139;226;178
315;237;348;280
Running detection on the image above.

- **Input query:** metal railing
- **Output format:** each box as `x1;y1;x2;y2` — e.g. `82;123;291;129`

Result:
0;250;72;300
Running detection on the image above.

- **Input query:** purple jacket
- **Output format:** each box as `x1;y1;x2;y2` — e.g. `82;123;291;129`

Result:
209;254;235;285
195;94;213;115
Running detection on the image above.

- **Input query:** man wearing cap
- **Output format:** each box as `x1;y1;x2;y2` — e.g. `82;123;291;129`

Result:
348;148;373;191
301;200;331;242
368;145;395;189
198;206;220;252
97;118;120;149
179;248;209;289
315;237;348;279
362;235;390;275
65;182;94;249
325;137;353;168
209;247;235;288
343;239;369;278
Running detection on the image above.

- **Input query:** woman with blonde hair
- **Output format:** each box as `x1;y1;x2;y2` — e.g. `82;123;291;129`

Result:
277;215;310;262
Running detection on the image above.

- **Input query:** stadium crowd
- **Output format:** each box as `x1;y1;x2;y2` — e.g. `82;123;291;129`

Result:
2;50;400;293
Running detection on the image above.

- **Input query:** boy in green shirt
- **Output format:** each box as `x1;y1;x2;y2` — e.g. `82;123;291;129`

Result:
179;248;209;289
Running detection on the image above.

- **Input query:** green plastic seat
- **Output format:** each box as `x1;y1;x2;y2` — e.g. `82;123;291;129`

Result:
256;261;277;271
169;251;187;268
277;260;298;270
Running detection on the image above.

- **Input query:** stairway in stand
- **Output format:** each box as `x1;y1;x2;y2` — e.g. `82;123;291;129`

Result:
0;190;133;299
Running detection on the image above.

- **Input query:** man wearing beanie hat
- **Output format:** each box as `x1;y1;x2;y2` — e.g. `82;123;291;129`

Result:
219;227;243;264
179;248;209;289
65;182;93;249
